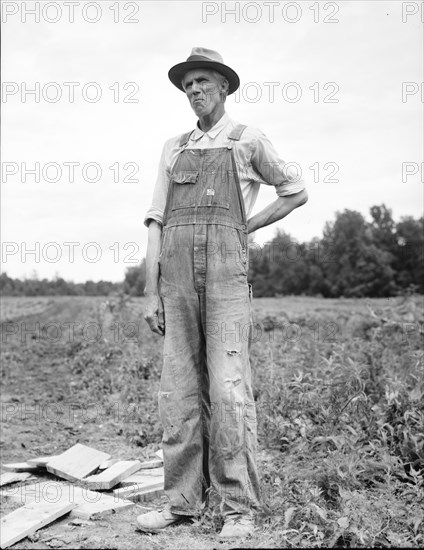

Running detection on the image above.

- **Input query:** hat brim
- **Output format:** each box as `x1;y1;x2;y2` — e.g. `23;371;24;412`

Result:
168;60;240;95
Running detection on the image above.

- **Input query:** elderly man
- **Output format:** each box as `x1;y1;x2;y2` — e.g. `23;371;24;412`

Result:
138;48;308;538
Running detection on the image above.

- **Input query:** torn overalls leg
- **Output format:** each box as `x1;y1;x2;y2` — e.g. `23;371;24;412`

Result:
158;225;208;515
204;224;260;516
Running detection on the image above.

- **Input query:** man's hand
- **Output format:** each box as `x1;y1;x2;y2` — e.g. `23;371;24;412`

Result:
144;293;165;336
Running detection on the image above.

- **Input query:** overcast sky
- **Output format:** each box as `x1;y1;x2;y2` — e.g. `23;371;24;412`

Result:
1;0;422;282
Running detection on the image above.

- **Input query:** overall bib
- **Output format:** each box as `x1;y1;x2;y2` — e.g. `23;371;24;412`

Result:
158;124;260;517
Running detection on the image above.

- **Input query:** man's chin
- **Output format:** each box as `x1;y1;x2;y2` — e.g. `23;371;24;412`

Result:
192;104;208;115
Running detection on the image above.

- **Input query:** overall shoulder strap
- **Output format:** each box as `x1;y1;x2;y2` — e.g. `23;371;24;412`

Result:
228;124;247;142
179;130;195;148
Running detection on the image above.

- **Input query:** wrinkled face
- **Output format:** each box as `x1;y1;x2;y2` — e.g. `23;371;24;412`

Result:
182;69;226;117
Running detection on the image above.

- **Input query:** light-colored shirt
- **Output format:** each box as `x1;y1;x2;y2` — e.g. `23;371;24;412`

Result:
144;112;306;227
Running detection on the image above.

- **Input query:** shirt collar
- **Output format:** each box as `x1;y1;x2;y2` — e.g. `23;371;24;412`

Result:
190;112;231;141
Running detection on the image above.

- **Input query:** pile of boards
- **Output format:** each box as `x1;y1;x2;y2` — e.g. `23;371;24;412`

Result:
0;443;164;549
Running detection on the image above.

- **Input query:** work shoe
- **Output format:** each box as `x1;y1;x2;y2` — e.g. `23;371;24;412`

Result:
218;514;255;539
136;505;185;533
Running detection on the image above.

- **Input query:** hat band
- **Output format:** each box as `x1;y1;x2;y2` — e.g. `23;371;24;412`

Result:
186;55;221;63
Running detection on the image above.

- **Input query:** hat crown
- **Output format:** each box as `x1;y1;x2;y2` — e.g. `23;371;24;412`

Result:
187;47;224;64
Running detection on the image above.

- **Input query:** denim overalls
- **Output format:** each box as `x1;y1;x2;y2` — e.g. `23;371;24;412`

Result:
158;124;260;517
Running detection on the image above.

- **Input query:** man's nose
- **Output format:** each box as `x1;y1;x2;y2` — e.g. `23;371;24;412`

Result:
191;81;201;94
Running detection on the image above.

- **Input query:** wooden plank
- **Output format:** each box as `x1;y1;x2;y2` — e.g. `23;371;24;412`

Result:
134;488;164;503
0;481;134;520
113;479;164;502
0;472;32;487
115;485;164;503
2;462;41;473
139;467;164;476
127;467;164;478
46;444;110;482
118;468;164;486
139;459;163;470
1;481;76;506
71;488;134;520
98;458;119;470
113;484;163;498
83;460;142;490
27;456;58;467
1;482;68;505
0;499;75;548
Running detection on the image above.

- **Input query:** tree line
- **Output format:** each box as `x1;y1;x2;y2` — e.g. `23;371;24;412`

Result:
1;205;422;298
249;205;423;297
0;274;122;297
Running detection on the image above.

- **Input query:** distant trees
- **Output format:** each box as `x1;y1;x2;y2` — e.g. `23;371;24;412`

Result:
0;264;147;297
1;205;422;298
0;272;122;297
319;208;396;297
393;216;424;291
248;205;423;297
123;259;146;296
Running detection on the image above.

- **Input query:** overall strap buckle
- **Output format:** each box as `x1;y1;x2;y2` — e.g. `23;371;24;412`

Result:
227;124;247;149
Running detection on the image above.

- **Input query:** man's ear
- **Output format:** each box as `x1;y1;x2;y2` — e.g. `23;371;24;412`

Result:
221;78;229;99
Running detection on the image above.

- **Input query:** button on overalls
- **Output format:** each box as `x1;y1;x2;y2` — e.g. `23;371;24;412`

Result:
158;124;260;517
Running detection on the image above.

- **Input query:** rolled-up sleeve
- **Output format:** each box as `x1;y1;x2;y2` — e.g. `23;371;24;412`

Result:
250;132;306;197
143;143;170;228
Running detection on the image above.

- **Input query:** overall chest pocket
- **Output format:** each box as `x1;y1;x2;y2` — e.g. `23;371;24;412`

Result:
198;170;230;210
170;171;199;210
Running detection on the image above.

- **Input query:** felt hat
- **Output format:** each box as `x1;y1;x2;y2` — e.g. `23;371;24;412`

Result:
168;47;240;95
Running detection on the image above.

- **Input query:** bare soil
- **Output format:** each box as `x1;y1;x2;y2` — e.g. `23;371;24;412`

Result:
1;295;423;549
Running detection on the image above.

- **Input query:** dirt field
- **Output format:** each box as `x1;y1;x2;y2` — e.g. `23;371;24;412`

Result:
1;295;423;548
